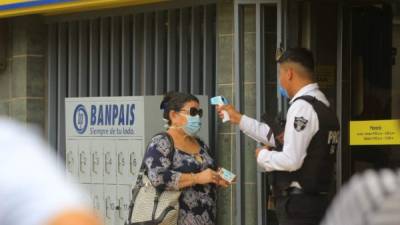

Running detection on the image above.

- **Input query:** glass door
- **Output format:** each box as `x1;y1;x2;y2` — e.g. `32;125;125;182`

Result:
339;1;400;183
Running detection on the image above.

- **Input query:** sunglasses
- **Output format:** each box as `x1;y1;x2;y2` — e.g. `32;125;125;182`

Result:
180;107;203;118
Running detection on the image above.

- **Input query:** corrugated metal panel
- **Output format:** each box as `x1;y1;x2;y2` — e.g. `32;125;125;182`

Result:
78;20;89;97
190;6;202;94
121;15;133;96
132;14;143;96
202;5;215;95
179;8;190;93
155;11;167;95
47;4;217;159
89;19;100;97
68;21;79;97
110;16;122;96
143;12;155;95
167;9;178;91
99;17;111;96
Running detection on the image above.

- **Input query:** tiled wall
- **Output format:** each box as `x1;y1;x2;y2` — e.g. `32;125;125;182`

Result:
216;1;235;225
243;5;258;225
0;16;46;131
216;2;259;225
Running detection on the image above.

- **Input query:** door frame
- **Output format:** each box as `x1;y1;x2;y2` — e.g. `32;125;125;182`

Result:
234;1;282;225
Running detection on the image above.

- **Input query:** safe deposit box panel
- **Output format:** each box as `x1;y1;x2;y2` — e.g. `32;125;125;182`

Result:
65;96;208;225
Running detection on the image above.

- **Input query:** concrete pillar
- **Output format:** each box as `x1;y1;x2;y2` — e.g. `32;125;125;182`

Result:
242;5;258;225
0;16;46;132
216;1;259;225
216;1;235;225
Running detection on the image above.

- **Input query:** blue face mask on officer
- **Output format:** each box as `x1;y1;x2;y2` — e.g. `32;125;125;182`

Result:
279;85;289;99
278;67;289;99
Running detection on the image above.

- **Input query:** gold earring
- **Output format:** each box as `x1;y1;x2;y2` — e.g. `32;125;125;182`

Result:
194;154;203;164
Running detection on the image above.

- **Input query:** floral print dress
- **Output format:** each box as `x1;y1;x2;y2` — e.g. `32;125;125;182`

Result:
143;134;217;225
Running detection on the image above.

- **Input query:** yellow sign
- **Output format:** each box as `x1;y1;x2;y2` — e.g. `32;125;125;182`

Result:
350;120;400;145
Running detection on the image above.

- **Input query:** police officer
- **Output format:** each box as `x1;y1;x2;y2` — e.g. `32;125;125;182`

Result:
217;48;340;225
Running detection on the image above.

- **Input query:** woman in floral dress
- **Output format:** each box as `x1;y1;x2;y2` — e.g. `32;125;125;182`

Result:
143;92;230;225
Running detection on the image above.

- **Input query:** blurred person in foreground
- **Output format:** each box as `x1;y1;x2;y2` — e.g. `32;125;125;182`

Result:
0;118;102;225
321;169;400;225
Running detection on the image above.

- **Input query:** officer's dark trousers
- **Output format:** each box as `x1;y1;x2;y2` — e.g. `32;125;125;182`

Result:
275;194;329;225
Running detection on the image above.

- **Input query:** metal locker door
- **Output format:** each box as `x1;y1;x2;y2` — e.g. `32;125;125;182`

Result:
78;141;91;183
91;184;105;221
104;185;116;225
116;185;131;225
116;141;127;185
128;140;143;185
116;140;134;185
91;141;104;184
66;140;78;180
104;141;116;184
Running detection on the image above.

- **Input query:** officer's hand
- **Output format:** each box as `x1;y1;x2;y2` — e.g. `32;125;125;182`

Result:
255;147;268;158
216;104;242;124
276;132;284;144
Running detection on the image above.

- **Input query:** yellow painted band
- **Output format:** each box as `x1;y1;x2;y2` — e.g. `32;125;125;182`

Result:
0;0;37;6
0;0;166;18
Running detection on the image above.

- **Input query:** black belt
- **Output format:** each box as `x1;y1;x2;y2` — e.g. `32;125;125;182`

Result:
281;187;328;197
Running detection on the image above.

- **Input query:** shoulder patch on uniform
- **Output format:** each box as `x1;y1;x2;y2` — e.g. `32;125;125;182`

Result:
294;117;308;132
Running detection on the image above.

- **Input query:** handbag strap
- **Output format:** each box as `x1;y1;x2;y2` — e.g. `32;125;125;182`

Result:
126;132;175;225
136;132;175;184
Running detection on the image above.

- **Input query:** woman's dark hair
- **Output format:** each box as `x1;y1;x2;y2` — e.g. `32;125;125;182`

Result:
160;91;199;125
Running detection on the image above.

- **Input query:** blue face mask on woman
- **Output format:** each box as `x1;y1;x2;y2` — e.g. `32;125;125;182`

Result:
182;114;202;136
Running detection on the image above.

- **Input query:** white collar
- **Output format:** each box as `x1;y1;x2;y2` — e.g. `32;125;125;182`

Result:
289;83;319;104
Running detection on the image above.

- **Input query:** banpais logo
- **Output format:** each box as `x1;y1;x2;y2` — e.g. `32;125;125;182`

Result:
73;104;88;134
